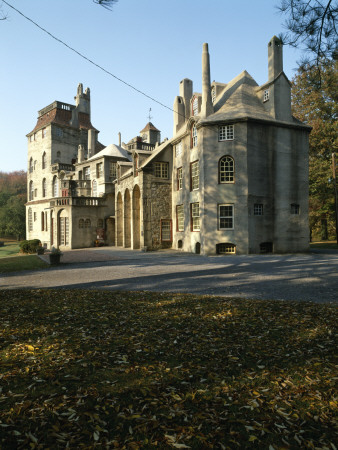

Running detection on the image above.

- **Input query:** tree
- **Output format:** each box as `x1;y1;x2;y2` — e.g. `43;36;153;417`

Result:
291;60;338;240
0;171;27;240
278;0;338;65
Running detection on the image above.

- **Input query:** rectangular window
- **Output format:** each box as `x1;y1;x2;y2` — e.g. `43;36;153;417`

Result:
177;205;184;231
96;162;103;178
254;204;263;215
191;202;200;231
219;125;234;141
192;125;198;147
291;203;300;214
41;212;44;231
28;209;33;232
263;89;269;102
191;160;199;190
42;128;46;138
34;212;37;222
177;167;182;190
84;167;91;180
34;189;37;198
219;204;234;229
161;220;172;242
154;162;169;179
109;162;117;181
45;212;48;232
60;217;69;245
175;141;182;157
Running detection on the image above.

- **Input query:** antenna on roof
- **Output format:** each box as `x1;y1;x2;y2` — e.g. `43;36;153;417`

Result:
147;108;152;122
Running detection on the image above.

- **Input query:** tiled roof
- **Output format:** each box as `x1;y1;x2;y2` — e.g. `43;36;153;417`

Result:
27;107;98;135
139;122;160;133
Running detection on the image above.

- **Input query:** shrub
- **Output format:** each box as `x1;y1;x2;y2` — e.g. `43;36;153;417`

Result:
19;239;41;254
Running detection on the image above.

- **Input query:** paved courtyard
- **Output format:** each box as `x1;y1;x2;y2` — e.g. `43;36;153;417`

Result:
1;247;337;303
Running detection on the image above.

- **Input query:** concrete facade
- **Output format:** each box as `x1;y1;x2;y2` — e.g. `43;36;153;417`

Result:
26;37;310;255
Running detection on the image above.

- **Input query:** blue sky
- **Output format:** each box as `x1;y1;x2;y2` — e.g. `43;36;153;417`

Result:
1;0;301;172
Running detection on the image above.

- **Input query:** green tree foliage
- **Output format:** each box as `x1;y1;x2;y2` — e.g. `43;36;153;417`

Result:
278;0;338;65
291;60;338;239
0;171;27;240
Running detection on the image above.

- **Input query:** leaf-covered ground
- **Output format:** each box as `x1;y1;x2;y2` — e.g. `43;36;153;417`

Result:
0;290;337;449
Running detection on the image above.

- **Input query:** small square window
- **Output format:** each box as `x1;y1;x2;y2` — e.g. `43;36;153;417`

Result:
154;162;169;179
263;89;269;102
254;204;263;215
219;125;234;141
291;203;300;214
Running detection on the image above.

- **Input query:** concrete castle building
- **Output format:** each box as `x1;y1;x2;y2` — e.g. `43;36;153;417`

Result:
26;37;310;255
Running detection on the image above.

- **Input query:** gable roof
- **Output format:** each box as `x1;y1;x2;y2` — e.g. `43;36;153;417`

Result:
87;143;131;162
139;122;160;133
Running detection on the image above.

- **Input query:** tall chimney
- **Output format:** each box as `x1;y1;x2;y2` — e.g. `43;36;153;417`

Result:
268;36;283;81
118;132;121;147
201;43;213;118
88;129;95;158
78;144;84;163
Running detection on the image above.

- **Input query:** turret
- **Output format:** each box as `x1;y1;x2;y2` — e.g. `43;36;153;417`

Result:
71;83;91;128
201;43;213;118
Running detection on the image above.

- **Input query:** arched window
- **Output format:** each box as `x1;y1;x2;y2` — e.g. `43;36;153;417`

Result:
29;181;34;201
92;180;97;197
29;157;33;173
85;219;91;228
53;176;58;197
42;178;46;197
28;208;33;231
219;156;234;183
79;218;84;228
191;123;197;148
97;219;104;228
42;152;46;169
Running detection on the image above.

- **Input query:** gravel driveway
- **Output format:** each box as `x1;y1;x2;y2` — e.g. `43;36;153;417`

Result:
1;248;337;303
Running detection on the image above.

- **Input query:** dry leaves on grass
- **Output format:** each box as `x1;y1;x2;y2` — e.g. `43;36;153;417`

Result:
0;289;337;448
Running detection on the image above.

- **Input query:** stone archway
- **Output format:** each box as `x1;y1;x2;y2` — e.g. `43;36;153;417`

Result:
116;192;123;247
124;189;131;248
132;185;140;249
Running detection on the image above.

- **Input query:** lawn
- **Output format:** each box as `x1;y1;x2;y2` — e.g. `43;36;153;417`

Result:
0;290;336;449
310;241;338;249
0;255;48;273
0;240;21;257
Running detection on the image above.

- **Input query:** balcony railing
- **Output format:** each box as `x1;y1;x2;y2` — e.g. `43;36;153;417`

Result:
50;196;106;207
51;163;75;172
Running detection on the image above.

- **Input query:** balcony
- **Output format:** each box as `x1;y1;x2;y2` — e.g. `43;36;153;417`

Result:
50;196;106;207
52;163;75;173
